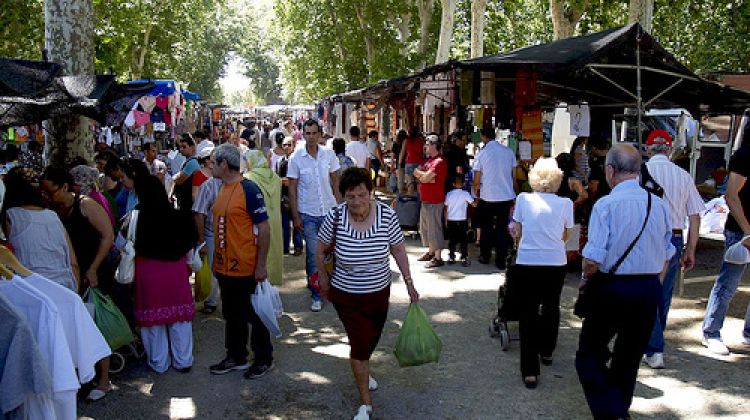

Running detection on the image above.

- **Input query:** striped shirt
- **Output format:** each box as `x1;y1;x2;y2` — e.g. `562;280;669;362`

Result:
192;178;222;235
645;154;704;229
318;202;405;293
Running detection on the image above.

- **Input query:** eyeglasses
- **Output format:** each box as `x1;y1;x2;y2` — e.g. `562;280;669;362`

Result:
283;143;293;147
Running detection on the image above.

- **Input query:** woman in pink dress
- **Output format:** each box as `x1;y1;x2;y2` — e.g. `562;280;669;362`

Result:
131;175;197;373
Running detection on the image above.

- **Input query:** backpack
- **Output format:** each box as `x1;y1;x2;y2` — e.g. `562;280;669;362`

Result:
640;163;664;198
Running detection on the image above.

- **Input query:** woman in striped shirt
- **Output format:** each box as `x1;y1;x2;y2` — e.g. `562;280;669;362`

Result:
316;167;419;420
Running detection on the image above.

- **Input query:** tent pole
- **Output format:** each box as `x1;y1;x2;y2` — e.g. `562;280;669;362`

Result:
636;31;643;150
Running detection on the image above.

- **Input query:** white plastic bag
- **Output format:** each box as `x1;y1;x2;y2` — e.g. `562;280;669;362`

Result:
251;281;282;338
188;242;205;272
115;210;139;284
725;236;750;265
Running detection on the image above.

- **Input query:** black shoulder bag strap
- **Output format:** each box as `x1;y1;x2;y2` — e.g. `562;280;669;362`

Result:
609;192;652;274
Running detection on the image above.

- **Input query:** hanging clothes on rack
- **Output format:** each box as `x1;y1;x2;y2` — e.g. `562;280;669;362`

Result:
0;293;54;420
0;276;79;420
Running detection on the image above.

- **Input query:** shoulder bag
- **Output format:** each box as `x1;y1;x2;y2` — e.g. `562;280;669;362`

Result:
574;192;652;318
322;206;340;276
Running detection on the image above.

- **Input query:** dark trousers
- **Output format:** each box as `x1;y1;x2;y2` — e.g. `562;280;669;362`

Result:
281;207;303;254
478;199;514;268
517;264;566;377
446;220;469;259
575;275;660;420
216;274;273;364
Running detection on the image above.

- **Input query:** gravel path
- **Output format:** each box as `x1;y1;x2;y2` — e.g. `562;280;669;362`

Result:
78;237;750;419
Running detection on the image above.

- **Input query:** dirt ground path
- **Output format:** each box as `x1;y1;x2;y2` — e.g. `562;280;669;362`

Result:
79;237;750;419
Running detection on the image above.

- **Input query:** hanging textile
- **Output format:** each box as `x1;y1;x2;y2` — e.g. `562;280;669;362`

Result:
459;70;473;106
568;104;590;137
480;71;496;105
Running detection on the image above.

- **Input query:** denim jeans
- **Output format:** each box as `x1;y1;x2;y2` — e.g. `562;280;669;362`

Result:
300;213;323;301
281;208;303;254
645;234;683;354
702;229;750;340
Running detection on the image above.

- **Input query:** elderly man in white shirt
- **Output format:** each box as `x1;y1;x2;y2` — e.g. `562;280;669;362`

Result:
576;144;674;420
472;127;517;269
288;119;341;312
642;131;704;369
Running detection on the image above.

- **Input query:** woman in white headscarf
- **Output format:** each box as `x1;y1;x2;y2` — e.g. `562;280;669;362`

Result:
244;149;283;285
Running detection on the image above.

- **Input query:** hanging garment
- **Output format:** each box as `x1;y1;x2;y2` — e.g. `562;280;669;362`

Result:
0;294;54;420
0;278;78;420
134;111;151;127
155;95;169;110
138;96;157;114
27;274;111;384
150;109;165;124
568;104;591;137
124;111;136;128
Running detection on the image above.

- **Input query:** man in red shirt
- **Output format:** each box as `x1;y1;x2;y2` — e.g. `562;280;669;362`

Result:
414;135;448;268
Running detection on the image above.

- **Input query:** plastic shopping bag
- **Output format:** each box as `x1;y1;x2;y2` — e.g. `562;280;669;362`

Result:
115;210;138;284
725;236;750;264
188;243;205;273
194;255;212;303
251;281;282;338
394;303;442;367
90;288;135;351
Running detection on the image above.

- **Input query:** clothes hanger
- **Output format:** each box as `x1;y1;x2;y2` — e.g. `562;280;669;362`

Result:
0;245;32;277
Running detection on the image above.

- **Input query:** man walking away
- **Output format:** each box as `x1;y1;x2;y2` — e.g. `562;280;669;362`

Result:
575;144;674;420
208;144;274;379
345;126;370;172
642;132;703;368
472;127;516;269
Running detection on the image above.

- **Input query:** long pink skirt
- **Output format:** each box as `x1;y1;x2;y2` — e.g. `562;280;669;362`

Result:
134;256;195;327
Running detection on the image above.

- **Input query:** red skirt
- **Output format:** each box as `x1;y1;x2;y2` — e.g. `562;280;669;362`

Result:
134;256;195;327
329;285;391;361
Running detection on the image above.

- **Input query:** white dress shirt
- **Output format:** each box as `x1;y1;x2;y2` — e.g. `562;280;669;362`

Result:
645;154;704;229
583;179;675;274
288;145;341;216
472;140;517;202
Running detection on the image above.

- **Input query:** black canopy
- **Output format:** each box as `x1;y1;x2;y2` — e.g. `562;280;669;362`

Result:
0;58;154;126
334;23;750;114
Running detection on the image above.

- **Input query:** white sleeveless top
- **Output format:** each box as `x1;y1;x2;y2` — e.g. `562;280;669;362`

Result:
7;208;77;292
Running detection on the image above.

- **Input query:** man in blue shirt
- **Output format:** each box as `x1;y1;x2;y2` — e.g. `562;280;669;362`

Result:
170;134;200;213
575;144;674;420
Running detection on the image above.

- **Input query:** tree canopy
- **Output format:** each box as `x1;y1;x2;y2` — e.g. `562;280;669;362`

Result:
0;0;748;104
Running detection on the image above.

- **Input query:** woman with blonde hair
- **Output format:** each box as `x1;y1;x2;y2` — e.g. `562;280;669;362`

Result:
511;157;574;389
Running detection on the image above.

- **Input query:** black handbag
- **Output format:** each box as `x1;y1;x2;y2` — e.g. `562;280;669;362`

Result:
574;192;652;318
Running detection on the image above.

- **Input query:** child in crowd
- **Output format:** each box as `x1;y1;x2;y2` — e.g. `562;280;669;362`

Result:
444;174;477;266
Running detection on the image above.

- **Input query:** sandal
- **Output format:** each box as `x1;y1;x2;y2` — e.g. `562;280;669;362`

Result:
86;382;113;401
417;252;435;262
523;376;538;389
425;258;445;268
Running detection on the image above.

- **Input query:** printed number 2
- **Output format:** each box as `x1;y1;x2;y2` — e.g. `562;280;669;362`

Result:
229;259;239;271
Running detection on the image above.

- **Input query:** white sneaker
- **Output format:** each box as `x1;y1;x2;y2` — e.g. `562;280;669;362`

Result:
310;300;323;312
702;337;730;355
353;404;372;420
368;375;378;391
643;353;665;369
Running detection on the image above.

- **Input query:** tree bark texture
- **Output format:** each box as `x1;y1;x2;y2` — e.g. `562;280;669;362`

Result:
435;0;456;64
354;2;374;77
44;0;95;166
470;0;488;58
628;0;654;33
549;0;589;40
416;0;435;69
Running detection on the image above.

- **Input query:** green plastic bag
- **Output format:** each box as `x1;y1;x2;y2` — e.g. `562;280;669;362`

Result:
90;288;135;351
394;303;442;367
194;255;212;303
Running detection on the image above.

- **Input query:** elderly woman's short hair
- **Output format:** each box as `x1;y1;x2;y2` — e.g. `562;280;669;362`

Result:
339;167;372;195
528;157;563;193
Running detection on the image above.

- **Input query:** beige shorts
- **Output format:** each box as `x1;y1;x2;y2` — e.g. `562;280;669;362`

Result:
420;202;446;250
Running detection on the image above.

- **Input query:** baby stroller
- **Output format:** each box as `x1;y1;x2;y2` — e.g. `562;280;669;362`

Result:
488;247;521;350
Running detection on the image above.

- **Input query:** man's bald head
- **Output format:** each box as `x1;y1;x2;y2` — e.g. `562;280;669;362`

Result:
606;143;641;175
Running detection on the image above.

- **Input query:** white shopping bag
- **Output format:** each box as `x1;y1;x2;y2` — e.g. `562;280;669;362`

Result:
725;236;750;265
251;281;283;338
